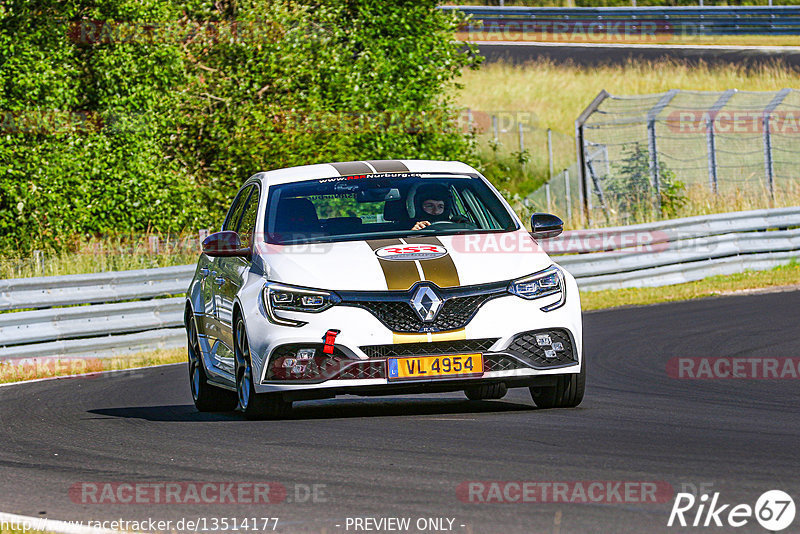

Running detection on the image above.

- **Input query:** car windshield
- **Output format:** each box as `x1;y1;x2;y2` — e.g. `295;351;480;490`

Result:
264;172;518;245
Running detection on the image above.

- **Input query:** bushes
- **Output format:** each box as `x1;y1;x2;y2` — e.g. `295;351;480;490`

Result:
605;143;687;223
0;0;479;254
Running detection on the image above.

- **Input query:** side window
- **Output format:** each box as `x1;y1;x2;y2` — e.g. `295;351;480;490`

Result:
223;186;251;232
237;187;260;248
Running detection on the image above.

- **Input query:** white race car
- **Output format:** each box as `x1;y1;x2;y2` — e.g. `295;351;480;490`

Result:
185;160;584;419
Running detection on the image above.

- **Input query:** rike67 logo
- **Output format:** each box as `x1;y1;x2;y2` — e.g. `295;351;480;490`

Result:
668;490;795;531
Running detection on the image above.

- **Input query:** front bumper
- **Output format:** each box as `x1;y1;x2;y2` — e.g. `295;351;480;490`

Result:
246;269;583;395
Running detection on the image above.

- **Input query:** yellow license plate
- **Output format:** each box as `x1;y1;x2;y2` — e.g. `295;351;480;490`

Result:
387;354;483;380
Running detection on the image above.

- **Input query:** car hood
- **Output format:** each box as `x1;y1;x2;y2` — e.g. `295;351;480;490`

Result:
258;230;552;291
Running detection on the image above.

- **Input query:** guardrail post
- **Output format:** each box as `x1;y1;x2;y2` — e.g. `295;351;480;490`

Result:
762;89;790;206
575;90;610;228
705;89;736;196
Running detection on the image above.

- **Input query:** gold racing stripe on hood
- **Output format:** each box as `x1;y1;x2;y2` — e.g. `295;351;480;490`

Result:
403;236;460;288
366;238;420;291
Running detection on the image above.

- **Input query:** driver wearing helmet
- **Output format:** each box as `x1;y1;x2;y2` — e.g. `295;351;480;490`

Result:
410;183;452;231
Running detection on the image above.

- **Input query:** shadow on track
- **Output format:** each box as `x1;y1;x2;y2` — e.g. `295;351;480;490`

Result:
89;397;535;422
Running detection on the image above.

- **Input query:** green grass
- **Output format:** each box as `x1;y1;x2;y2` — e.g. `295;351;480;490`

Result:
580;259;800;310
0;232;198;279
457;59;800;138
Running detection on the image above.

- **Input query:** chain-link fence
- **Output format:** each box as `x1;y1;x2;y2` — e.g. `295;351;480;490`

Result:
465;110;575;199
527;89;800;228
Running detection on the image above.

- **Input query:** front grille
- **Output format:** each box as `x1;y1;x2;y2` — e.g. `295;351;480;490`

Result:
483;354;527;373
360;338;499;359
339;282;507;333
333;361;385;380
505;328;576;368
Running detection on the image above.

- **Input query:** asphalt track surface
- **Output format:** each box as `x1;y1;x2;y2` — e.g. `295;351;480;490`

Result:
1;290;799;534
476;41;800;68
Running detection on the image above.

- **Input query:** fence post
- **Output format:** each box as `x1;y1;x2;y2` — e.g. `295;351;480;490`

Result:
33;250;44;275
645;90;678;216
763;117;775;205
575;90;610;228
519;121;526;174
492;115;499;145
547;128;554;211
762;89;790;206
647;121;661;209
705;117;719;195
586;156;610;225
705;89;736;195
564;169;572;222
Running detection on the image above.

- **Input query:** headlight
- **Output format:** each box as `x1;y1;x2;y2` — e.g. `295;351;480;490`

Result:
262;282;340;326
508;265;566;311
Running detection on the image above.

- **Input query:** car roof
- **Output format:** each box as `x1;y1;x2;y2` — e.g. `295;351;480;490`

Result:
249;160;480;186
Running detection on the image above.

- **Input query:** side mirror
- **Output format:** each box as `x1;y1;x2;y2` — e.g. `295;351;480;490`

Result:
202;231;251;258
530;213;563;240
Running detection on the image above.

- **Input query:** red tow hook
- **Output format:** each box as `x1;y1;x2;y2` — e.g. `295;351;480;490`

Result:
322;329;340;354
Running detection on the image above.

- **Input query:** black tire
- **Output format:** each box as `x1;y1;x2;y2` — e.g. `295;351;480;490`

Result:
529;352;586;409
234;318;292;420
464;382;508;400
187;315;238;412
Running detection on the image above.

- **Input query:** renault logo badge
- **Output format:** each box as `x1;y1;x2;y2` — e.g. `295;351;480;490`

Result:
411;285;443;322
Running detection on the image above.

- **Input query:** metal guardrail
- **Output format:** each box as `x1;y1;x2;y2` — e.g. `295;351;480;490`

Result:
0;264;195;311
1;328;186;360
0;298;184;347
575;250;798;291
0;208;797;360
442;6;800;35
547;206;800;255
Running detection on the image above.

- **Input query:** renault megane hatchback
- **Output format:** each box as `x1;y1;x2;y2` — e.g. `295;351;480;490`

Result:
185;160;584;419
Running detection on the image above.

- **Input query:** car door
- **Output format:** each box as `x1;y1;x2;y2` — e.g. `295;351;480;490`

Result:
203;185;251;381
215;184;259;353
